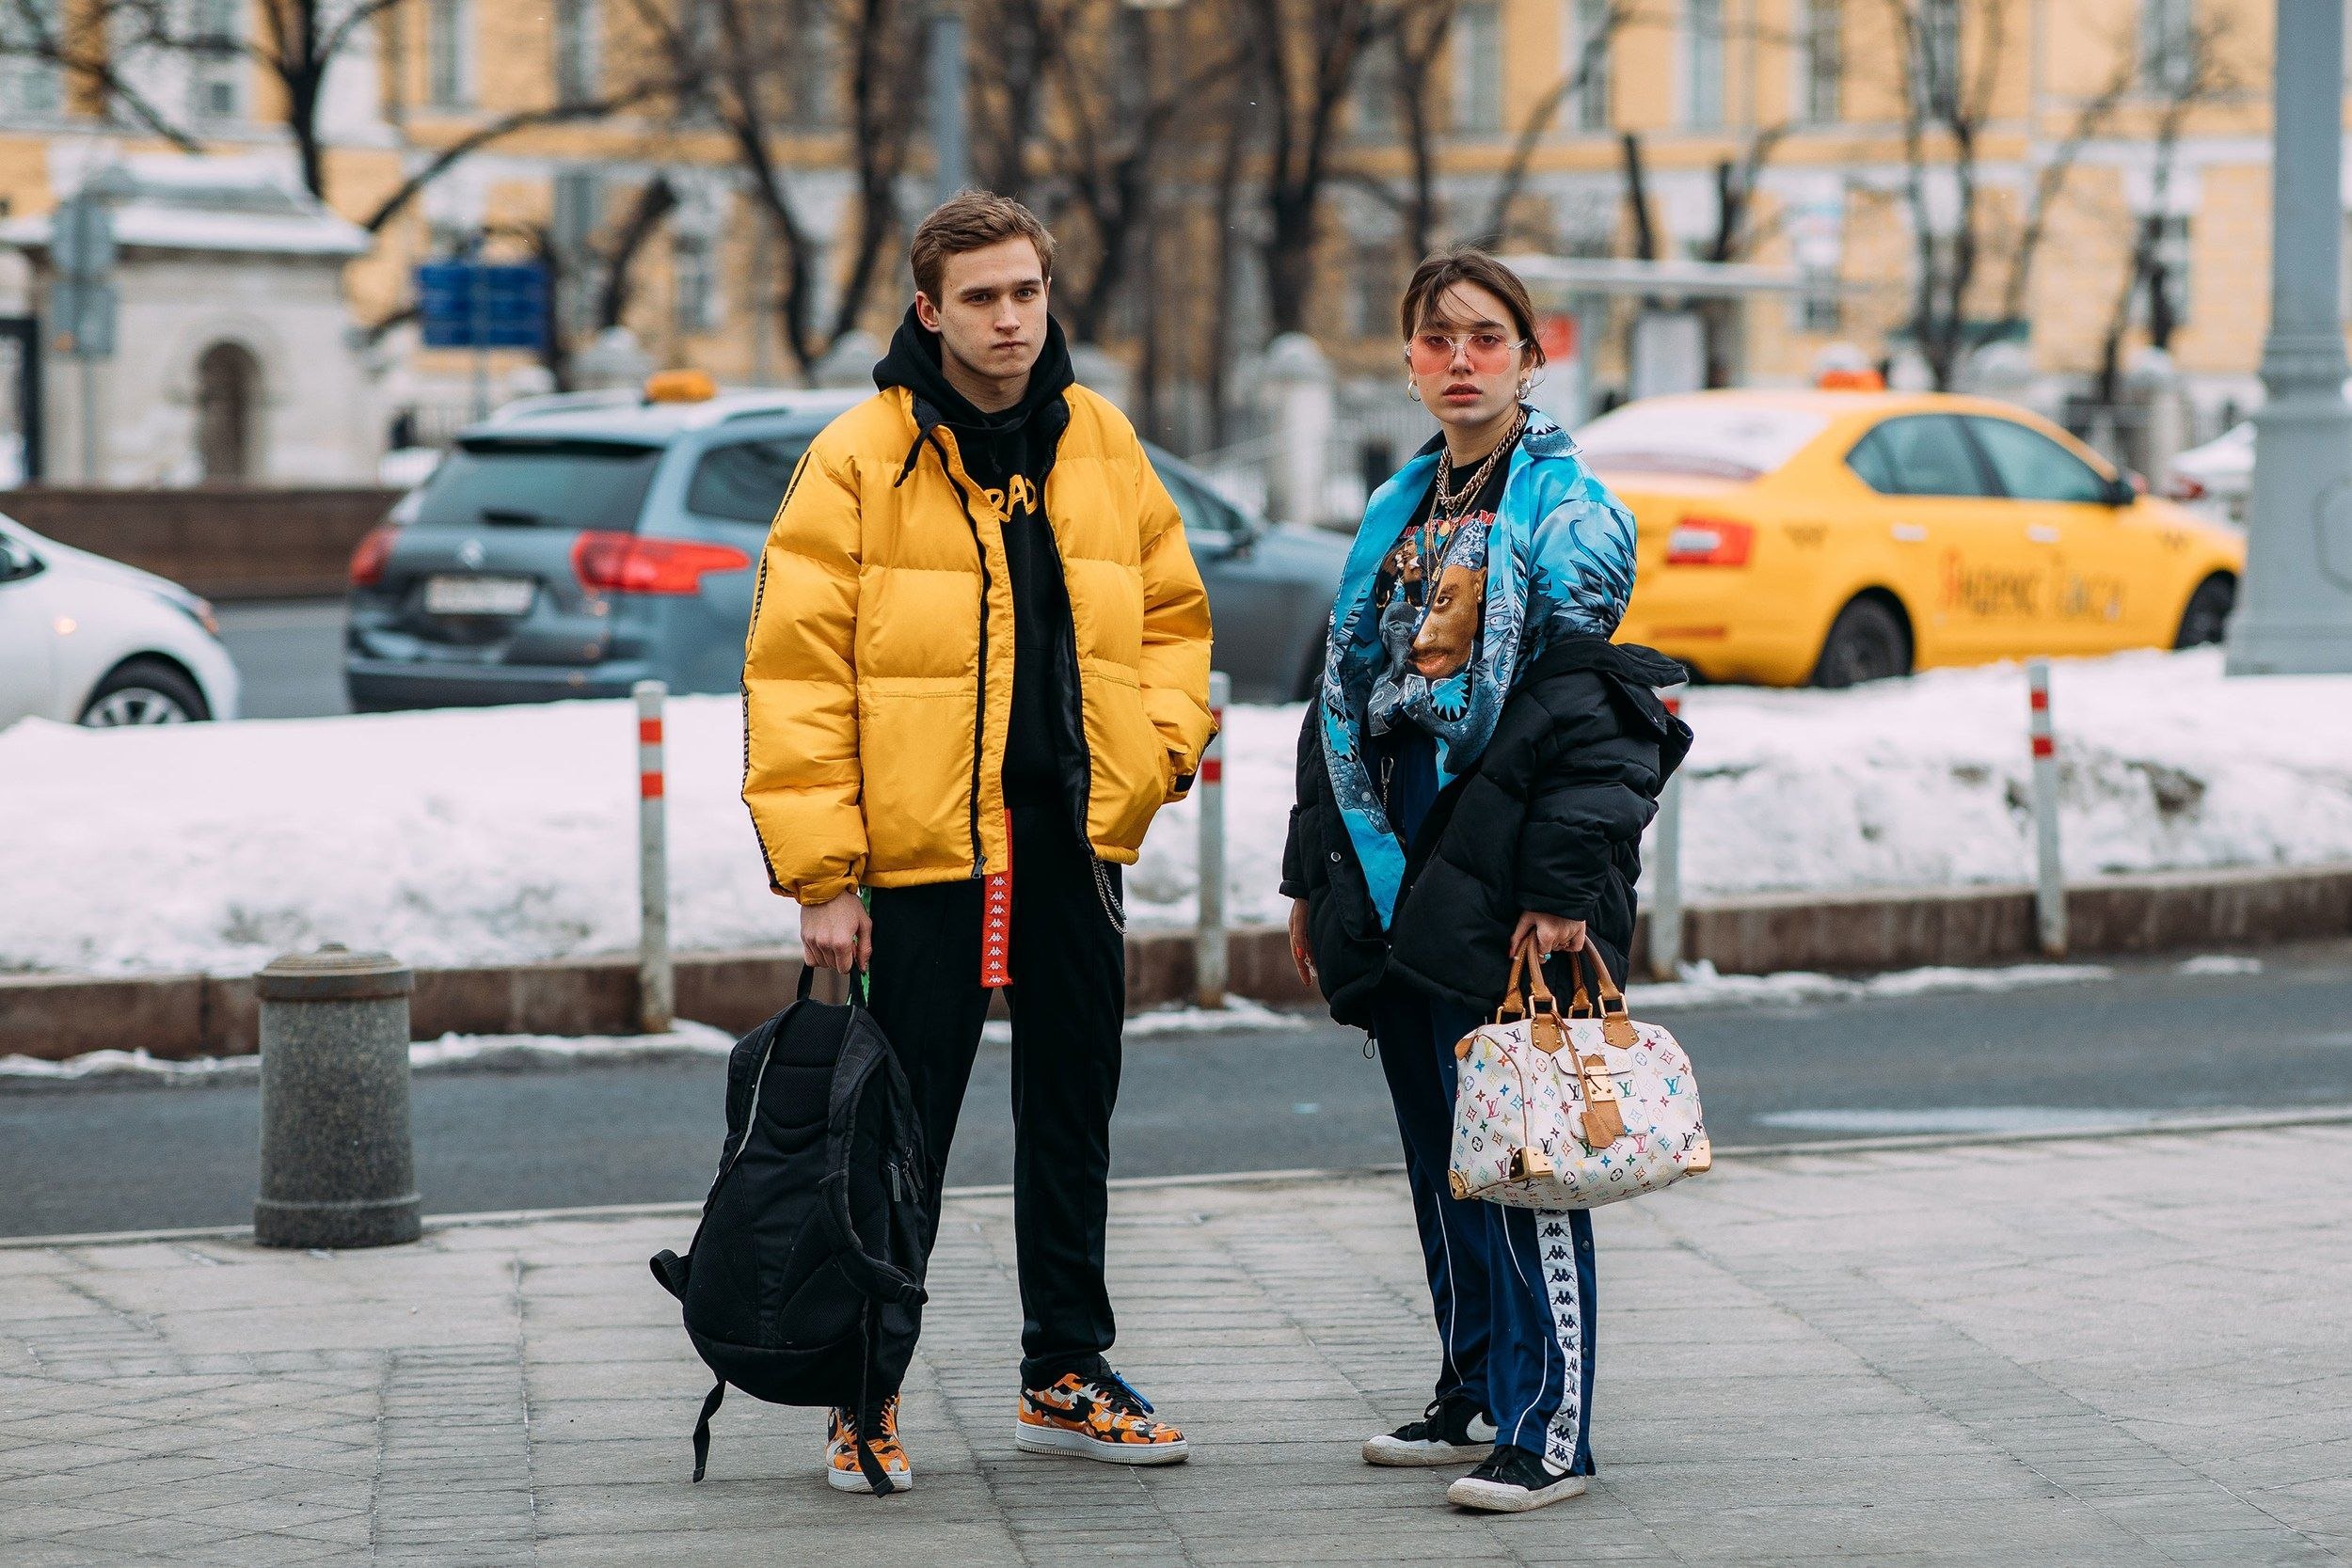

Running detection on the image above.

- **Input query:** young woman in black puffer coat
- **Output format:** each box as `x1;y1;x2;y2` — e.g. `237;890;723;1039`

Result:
1281;249;1691;1514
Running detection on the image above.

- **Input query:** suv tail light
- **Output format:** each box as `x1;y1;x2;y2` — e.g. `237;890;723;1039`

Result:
1664;518;1756;566
572;531;752;594
350;525;397;587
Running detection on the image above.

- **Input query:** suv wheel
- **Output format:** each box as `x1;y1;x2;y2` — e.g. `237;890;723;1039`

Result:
79;658;210;726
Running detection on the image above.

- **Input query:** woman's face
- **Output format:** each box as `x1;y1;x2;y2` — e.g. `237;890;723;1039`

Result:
1406;281;1533;434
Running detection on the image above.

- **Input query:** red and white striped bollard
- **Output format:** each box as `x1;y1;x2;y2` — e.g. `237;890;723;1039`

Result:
1196;671;1230;1009
2026;659;2067;958
634;680;675;1032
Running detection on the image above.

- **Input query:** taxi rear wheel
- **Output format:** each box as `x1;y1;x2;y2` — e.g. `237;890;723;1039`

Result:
1810;596;1912;689
2172;574;2234;649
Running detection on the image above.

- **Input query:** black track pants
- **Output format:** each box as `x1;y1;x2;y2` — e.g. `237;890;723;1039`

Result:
866;804;1125;1390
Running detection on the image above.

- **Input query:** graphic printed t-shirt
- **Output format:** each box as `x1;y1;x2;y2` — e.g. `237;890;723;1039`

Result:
1369;432;1517;741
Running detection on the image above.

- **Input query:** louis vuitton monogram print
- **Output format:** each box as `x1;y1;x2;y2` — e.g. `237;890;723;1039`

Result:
1450;1017;1710;1211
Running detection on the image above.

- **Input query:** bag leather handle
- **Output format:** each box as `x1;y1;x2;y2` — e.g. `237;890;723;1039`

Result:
1495;936;1563;1024
1564;946;1639;1051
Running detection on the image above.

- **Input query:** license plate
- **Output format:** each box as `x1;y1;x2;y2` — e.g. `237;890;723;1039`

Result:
423;576;534;616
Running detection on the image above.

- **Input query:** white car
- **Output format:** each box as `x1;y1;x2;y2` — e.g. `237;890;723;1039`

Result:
2163;421;2253;521
0;516;241;728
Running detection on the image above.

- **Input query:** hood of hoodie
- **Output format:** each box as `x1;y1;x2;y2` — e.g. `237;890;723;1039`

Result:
874;304;1074;446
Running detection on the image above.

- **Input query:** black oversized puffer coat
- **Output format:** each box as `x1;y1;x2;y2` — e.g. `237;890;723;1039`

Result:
1279;636;1692;1027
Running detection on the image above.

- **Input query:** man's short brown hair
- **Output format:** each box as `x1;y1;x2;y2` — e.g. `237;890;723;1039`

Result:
1398;247;1548;371
910;191;1057;302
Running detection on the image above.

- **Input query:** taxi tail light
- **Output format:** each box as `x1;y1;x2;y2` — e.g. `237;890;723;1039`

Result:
349;525;398;588
1665;517;1756;566
572;531;752;594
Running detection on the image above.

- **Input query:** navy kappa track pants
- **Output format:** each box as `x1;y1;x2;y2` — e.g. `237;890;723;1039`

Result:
1371;982;1599;1475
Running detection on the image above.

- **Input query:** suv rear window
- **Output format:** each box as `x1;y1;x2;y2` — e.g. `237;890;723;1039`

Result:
687;437;810;523
413;438;663;531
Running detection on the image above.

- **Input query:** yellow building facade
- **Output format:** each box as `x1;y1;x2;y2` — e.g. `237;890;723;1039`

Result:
0;0;2319;475
1328;0;2289;434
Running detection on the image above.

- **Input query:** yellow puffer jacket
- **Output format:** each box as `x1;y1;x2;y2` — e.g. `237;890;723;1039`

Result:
742;384;1215;905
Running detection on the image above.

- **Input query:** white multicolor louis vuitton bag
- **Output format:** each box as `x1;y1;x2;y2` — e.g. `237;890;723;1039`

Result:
1448;943;1711;1211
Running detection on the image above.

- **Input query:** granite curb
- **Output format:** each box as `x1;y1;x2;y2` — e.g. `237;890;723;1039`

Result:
6;861;2348;1062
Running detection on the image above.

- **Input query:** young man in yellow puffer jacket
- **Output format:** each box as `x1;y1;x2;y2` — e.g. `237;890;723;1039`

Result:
741;192;1214;1494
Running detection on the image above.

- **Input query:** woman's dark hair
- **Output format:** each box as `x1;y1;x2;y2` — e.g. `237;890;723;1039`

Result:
1398;247;1548;371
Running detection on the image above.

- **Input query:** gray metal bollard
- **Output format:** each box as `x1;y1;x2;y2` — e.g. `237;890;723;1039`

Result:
1647;684;1688;981
254;943;421;1249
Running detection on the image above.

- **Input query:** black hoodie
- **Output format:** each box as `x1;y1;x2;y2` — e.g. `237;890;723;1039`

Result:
874;307;1079;813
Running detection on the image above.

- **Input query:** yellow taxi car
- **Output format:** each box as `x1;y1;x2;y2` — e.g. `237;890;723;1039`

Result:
1579;389;2247;686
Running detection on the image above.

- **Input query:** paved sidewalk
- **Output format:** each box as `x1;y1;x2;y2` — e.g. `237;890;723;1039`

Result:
4;1123;2349;1566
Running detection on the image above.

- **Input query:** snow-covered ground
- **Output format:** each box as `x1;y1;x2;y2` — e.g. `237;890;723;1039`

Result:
2;648;2347;979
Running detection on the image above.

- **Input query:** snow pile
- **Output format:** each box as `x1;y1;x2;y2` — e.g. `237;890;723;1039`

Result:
1628;959;2114;1010
2;648;2347;979
1665;648;2352;897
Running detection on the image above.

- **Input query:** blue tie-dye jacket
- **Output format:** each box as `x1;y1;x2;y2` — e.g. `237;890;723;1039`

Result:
1318;409;1638;928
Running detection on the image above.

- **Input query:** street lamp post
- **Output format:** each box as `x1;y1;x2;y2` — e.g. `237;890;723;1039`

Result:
930;5;968;207
2231;0;2352;675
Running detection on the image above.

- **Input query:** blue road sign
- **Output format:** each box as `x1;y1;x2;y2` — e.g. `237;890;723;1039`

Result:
417;261;549;350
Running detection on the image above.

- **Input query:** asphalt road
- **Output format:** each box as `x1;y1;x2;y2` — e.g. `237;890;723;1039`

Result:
215;598;348;719
6;942;2347;1239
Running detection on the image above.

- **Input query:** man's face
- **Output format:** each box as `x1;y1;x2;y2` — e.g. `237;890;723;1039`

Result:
914;237;1049;384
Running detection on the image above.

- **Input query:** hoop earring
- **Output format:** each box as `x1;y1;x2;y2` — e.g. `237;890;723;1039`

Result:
1408;384;1422;402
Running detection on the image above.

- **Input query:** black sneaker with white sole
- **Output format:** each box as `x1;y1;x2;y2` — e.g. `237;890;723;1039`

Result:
1361;1394;1497;1466
1445;1444;1589;1513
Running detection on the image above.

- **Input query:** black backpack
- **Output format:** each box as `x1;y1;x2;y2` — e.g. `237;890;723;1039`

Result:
649;967;929;1493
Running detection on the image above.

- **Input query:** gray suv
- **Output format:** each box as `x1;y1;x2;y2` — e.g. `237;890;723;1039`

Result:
346;387;1346;709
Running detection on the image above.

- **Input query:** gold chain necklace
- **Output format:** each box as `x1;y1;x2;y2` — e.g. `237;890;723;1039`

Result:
1431;408;1525;518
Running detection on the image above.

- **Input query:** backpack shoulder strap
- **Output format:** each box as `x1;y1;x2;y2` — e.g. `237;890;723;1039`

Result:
816;1016;927;1308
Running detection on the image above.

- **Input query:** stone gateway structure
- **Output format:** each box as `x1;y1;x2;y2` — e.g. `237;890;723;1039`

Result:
0;157;378;486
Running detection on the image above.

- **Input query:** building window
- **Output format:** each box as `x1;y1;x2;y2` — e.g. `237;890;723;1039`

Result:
0;0;62;119
2140;0;2195;91
1454;1;1502;135
1914;0;1960;118
1569;0;1612;133
555;0;600;105
188;0;243;121
1796;268;1842;333
787;0;836;129
2139;213;2192;330
1349;242;1401;341
1683;0;1724;129
1798;0;1841;123
428;0;470;109
196;341;261;483
674;230;718;335
554;170;604;336
1353;34;1399;142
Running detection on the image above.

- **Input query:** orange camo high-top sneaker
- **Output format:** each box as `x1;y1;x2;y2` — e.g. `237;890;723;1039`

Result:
1015;1369;1188;1465
826;1395;912;1494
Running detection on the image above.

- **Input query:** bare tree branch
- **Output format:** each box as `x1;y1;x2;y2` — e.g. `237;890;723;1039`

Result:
360;77;675;234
